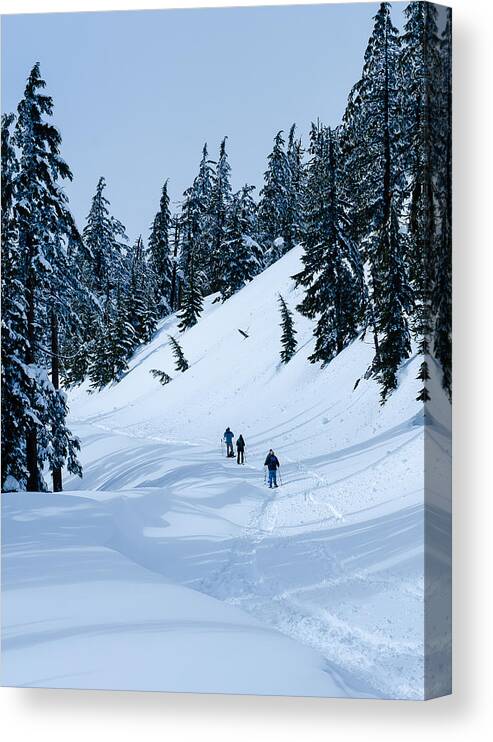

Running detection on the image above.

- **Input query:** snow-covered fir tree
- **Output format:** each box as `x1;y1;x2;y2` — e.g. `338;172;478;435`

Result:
1;112;30;490
278;294;297;364
342;3;413;402
148;180;174;316
110;280;138;378
42;371;82;488
82;176;128;299
208;137;233;292
88;230;159;391
179;143;215;294
258;126;305;266
220;185;263;300
193;143;215;281
294;124;364;365
126;235;158;345
88;303;114;391
400;1;443;401
9;63;82;490
285;124;305;249
179;185;200;291
258;130;290;264
416;359;431;403
177;253;204;331
433;7;452;398
170;214;182;310
79;178;133;389
46;222;88;490
168;335;189;372
89;282;136;390
60;255;99;388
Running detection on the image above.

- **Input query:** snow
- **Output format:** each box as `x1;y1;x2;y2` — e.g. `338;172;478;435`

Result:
1;493;350;697
2;475;21;493
1;246;451;699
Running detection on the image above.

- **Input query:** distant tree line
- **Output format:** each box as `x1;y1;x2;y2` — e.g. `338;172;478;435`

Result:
1;2;451;492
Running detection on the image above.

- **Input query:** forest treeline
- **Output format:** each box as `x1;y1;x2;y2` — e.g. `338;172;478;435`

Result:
1;3;451;492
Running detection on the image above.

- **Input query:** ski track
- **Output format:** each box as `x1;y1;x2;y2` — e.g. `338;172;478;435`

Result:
63;414;427;699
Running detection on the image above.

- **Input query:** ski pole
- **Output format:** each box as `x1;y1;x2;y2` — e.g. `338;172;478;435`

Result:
263;467;266;485
279;467;283;486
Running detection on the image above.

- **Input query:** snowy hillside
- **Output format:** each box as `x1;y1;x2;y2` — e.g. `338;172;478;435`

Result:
2;246;451;699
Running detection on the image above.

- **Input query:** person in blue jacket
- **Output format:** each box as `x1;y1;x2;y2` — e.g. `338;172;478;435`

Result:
224;427;235;457
264;449;280;488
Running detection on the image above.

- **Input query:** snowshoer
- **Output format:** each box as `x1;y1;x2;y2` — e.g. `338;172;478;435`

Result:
236;435;246;464
264;449;280;488
224;427;235;458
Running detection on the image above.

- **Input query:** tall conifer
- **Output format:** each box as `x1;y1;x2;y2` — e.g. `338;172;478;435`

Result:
342;4;413;401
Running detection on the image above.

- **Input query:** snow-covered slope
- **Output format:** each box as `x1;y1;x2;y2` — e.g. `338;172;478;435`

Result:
68;246;425;465
2;246;452;699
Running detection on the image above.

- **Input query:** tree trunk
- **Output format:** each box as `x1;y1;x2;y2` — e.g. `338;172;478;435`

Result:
170;218;180;310
371;305;380;364
25;237;42;492
51;307;63;492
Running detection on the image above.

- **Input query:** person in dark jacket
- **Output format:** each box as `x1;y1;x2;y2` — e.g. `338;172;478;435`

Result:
236;434;246;465
264;449;280;488
224;427;235;457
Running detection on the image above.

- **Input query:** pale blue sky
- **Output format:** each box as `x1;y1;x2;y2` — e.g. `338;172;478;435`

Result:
1;3;405;242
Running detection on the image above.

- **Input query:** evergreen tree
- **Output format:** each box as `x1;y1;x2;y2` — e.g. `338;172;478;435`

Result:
12;63;82;490
168;335;189;372
43;375;82;484
295;124;364;365
150;369;172;385
416;359;431;402
220;185;262;300
400;1;442;401
179;143;215;293
110;281;138;379
193;142;215;279
1;114;17;250
258;130;290;263
148;179;174;316
177;253;204;330
286;123;305;249
342;4;413;402
170;215;182;310
88;303;114;390
278;294;297;364
126;235;158;344
60;226;101;387
179;184;200;289
79;177;131;389
433;7;452;397
46;222;88;490
83;176;127;298
89;283;136;389
258;126;304;265
60;279;98;387
208;137;233;292
1;113;30;489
